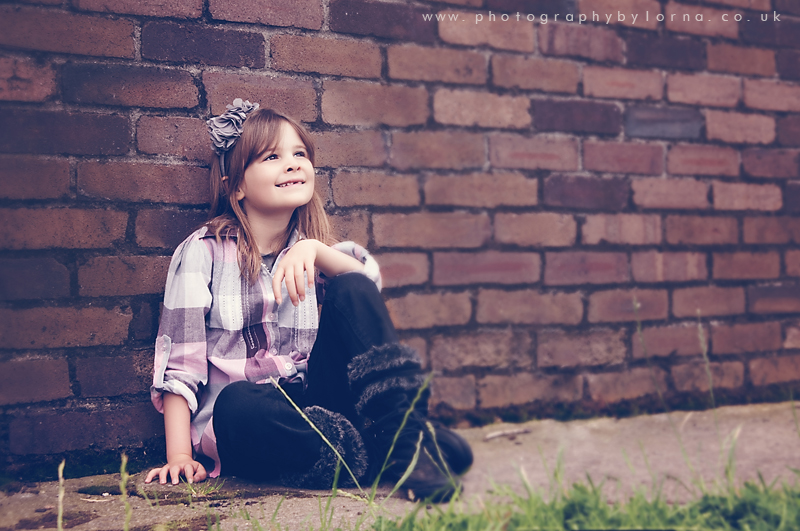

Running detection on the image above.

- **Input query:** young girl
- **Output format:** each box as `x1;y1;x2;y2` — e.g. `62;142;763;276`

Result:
144;99;472;502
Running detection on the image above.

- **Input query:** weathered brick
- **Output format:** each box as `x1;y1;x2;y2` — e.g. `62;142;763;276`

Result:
210;0;322;29
625;33;705;71
0;258;70;300
330;211;369;246
135;209;207;249
391;131;484;170
774;51;800;82
713;252;780;279
271;35;380;78
632;178;709;210
137;116;209;162
0;208;127;250
372;253;428;288
664;2;739;38
673;286;745;318
788;251;800;276
62;64;199;109
707;43;775;77
705;110;775;145
386;291;472;329
582;214;661;245
586;367;668;404
373;212;491;249
0;306;132;349
477;289;582;324
492;54;579;94
625;106;704;140
204;72;316;121
668;145;739;177
332;171;419;207
705;0;770;9
431;329;532;371
544;252;629;285
748;284;800;314
786;321;800;348
744;79;800;113
713;182;781;211
425;172;538;207
744;217;800;244
665;216;738;245
434;252;541;286
74;0;202;17
538;328;626;368
742;148;800;179
0;155;69;200
539;23;623;62
438;10;534;52
672;361;744;392
330;0;435;42
583;67;662;101
775;0;800;15
0;5;134;58
313;130;386;168
712;321;782;354
740;17;800;49
389;44;486;84
1;110;129;155
78;256;171;297
75;352;151;397
543;175;628;210
577;0;661;30
142;21;264;68
0;359;71;405
430;376;476;411
478;373;583;408
632;323;708;358
533;99;622;135
491;135;579;171
787;183;800;213
434;89;530;128
487;0;575;10
0;56;56;102
668;73;740;108
78;161;209;205
750;355;800;386
632;251;708;283
495;213;577;247
588;289;668;323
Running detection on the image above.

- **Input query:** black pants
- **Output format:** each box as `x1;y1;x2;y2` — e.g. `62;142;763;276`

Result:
213;273;399;480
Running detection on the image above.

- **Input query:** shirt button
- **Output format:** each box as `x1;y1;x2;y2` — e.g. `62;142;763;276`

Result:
267;312;277;321
269;348;277;355
284;362;293;370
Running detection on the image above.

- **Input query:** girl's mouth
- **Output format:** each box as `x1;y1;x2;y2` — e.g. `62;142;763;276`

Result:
276;180;304;188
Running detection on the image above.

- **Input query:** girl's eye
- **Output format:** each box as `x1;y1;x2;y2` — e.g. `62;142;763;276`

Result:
294;151;306;157
264;154;277;161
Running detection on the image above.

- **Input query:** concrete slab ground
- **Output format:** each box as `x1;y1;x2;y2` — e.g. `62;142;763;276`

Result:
2;402;799;530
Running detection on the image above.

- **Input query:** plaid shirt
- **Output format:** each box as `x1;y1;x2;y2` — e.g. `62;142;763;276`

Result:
150;226;381;477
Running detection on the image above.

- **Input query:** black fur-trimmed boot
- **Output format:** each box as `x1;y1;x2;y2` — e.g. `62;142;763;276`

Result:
347;343;473;502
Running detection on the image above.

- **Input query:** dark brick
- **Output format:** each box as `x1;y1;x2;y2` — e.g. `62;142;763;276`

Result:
544;252;629;285
625;106;704;140
486;0;567;13
0;155;69;200
0;110;129;155
778;115;800;147
142;21;265;67
544;175;628;210
0;359;71;406
748;284;800;314
626;34;705;71
330;0;436;43
786;183;800;213
775;0;800;16
777;50;800;81
533;99;621;135
741;18;800;49
62;63;199;109
0;258;70;300
742;148;800;178
131;301;157;341
210;0;323;30
75;352;151;397
135;209;207;248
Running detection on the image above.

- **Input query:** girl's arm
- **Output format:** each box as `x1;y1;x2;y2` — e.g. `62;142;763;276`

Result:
144;393;207;485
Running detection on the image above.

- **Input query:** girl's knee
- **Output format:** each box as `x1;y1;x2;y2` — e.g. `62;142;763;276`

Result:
324;273;380;305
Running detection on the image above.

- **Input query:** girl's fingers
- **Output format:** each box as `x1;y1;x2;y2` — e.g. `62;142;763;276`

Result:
195;464;207;482
294;266;305;302
169;465;182;485
272;269;283;305
159;466;169;485
184;463;195;484
306;260;315;288
144;468;159;484
283;265;299;306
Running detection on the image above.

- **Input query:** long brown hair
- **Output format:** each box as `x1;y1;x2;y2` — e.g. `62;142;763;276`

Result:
206;108;332;283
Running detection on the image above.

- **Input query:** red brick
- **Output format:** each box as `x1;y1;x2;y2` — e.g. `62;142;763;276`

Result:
78;161;209;205
748;284;800;314
626;34;705;71
707;43;775;77
430;376;476;411
0;306;132;349
389;44;486;84
667;73;741;108
533;99;622;135
478;373;583;408
438;10;534;52
330;0;435;43
538;328;626;368
539;23;623;62
332;171;419;207
0;155;69;200
786;321;800;348
477;289;582;325
434;89;530;128
372;253;428;288
712;322;782;354
778;50;800;82
707;0;770;9
582;214;661;245
750;355;800;386
588;289;668;323
135;209;207;249
137;116;210;162
744;79;800;113
706;110;775;145
713;252;780;280
544;252;629;286
373;212;491;249
322;80;428;127
544;175;628;210
742;148;800;179
204;72;316;122
740;17;800;49
632;178;709;210
78;256;171;297
0;5;134;58
744;217;800;244
492;54;579;94
665;2;739;38
0;359;71;405
74;0;201;17
632;251;707;283
386;291;472;329
632;323;708;358
330;211;369;246
312;130;386;168
665;216;738;245
673;286;745;318
789;251;800;276
672;361;744;392
0;258;70;300
787;184;800;212
431;329;532;371
577;0;661;30
587;367;668;404
425;172;538;208
0;56;56;102
0;208;127;250
391;131;484;170
271;35;380;78
667;145;739;177
584;142;664;175
713;182;781;211
625;105;704;140
211;0;322;29
434;252;541;286
775;0;800;15
75;352;151;398
583;67;663;101
490;135;579;171
495;213;576;247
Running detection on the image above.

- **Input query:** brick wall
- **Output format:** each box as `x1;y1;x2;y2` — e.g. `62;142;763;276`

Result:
2;0;800;478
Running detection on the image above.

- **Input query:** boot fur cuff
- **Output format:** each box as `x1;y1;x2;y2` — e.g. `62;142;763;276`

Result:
347;343;422;391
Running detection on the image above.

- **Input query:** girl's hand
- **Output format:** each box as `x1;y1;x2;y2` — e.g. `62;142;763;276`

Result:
272;239;319;306
144;453;207;485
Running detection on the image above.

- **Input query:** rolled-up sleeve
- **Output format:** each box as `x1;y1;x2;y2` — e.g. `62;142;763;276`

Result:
316;241;382;298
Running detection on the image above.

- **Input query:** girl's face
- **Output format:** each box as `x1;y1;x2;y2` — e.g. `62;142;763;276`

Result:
236;121;315;216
